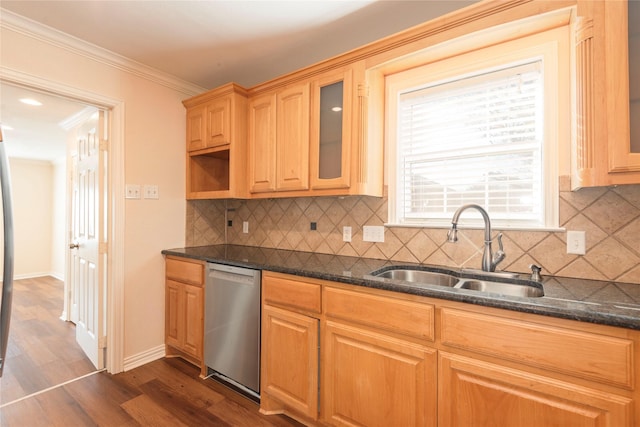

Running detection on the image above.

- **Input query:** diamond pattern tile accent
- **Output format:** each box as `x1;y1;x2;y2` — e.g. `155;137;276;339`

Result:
584;237;640;280
529;235;577;275
186;176;640;285
561;186;607;211
559;197;579;224
614;185;640;209
583;191;640;234
556;258;608;281
615;217;640;255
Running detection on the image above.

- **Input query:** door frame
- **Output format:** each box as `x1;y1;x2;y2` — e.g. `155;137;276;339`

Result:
0;68;125;374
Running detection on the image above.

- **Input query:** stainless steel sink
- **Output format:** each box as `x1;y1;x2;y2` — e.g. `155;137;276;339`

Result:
455;279;544;298
371;266;544;297
375;269;458;287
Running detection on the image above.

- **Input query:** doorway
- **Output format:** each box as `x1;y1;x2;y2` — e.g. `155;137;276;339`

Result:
0;74;125;376
0;82;111;405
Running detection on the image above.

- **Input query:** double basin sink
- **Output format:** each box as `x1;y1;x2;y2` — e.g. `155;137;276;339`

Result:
371;266;544;298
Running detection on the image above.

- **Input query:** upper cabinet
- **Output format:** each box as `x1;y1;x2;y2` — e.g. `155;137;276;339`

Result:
186;104;206;152
248;82;310;194
246;63;382;199
186;0;640;199
183;83;248;199
309;68;353;191
573;0;640;187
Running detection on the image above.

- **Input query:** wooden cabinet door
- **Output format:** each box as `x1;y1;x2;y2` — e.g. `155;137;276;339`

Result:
182;283;203;359
276;83;310;191
165;279;203;360
165;280;183;349
322;320;437;427
186;105;206;152
573;0;640;186
439;352;633;427
248;93;277;193
206;96;232;148
261;305;319;419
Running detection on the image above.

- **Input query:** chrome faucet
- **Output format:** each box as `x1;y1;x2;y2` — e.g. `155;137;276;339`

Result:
447;204;506;272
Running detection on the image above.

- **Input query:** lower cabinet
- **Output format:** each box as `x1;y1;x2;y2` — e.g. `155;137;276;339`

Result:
260;272;322;424
164;256;205;375
165;280;203;360
259;272;639;427
322;320;437;427
261;304;319;419
439;352;632;427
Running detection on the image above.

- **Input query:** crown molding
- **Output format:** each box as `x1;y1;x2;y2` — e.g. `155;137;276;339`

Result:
0;8;207;96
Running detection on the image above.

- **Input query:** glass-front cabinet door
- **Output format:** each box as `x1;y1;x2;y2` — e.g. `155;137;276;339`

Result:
310;68;353;190
608;0;640;179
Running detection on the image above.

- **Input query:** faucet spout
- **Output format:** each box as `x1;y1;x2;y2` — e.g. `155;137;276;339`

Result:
448;204;505;272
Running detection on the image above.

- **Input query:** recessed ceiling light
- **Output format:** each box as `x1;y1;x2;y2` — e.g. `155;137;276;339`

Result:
20;98;43;106
331;106;342;112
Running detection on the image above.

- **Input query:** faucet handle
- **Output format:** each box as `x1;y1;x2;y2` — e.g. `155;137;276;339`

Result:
529;264;542;282
491;233;506;269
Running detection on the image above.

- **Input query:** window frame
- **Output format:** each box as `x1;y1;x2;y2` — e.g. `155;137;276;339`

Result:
385;26;569;230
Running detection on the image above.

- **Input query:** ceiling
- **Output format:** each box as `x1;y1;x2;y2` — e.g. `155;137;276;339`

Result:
0;83;96;161
0;0;475;162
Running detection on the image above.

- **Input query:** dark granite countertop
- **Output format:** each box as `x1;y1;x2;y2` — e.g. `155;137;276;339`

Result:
162;244;640;331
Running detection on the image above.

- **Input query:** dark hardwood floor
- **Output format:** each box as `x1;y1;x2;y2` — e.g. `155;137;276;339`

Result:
1;276;303;426
1;357;304;426
0;276;96;405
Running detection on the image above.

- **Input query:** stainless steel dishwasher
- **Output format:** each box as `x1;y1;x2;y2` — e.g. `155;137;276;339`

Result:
204;263;261;399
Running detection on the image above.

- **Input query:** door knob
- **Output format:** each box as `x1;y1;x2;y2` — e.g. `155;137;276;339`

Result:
69;243;80;249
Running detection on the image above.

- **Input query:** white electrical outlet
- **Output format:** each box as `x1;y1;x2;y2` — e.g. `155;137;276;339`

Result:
363;225;385;243
343;226;352;242
125;184;140;199
566;230;586;255
143;185;159;199
243;221;249;233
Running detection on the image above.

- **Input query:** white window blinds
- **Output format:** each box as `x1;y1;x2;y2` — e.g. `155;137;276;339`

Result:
395;60;544;227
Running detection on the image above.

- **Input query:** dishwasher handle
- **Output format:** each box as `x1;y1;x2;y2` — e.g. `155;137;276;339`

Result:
207;263;259;285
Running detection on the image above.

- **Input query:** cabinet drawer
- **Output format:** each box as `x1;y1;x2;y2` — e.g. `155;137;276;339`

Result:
324;287;434;341
263;273;321;314
440;308;634;389
166;257;204;286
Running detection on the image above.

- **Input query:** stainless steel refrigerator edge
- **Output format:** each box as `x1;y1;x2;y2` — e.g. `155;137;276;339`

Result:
204;263;261;399
0;130;15;377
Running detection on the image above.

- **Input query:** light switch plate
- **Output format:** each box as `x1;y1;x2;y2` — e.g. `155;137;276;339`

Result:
143;185;159;199
125;184;140;199
363;225;385;243
566;230;586;255
243;221;249;234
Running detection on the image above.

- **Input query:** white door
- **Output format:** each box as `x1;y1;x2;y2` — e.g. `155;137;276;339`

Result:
69;110;107;370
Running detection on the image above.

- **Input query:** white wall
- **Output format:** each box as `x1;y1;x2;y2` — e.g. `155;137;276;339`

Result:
51;158;66;279
9;158;54;278
1;20;189;363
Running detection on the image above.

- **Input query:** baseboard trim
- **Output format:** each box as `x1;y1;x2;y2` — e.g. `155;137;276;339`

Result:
123;345;165;372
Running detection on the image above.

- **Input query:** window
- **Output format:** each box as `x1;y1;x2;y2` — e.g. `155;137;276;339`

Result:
386;28;567;230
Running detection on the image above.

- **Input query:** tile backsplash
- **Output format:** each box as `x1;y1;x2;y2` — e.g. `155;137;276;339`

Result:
186;176;640;285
